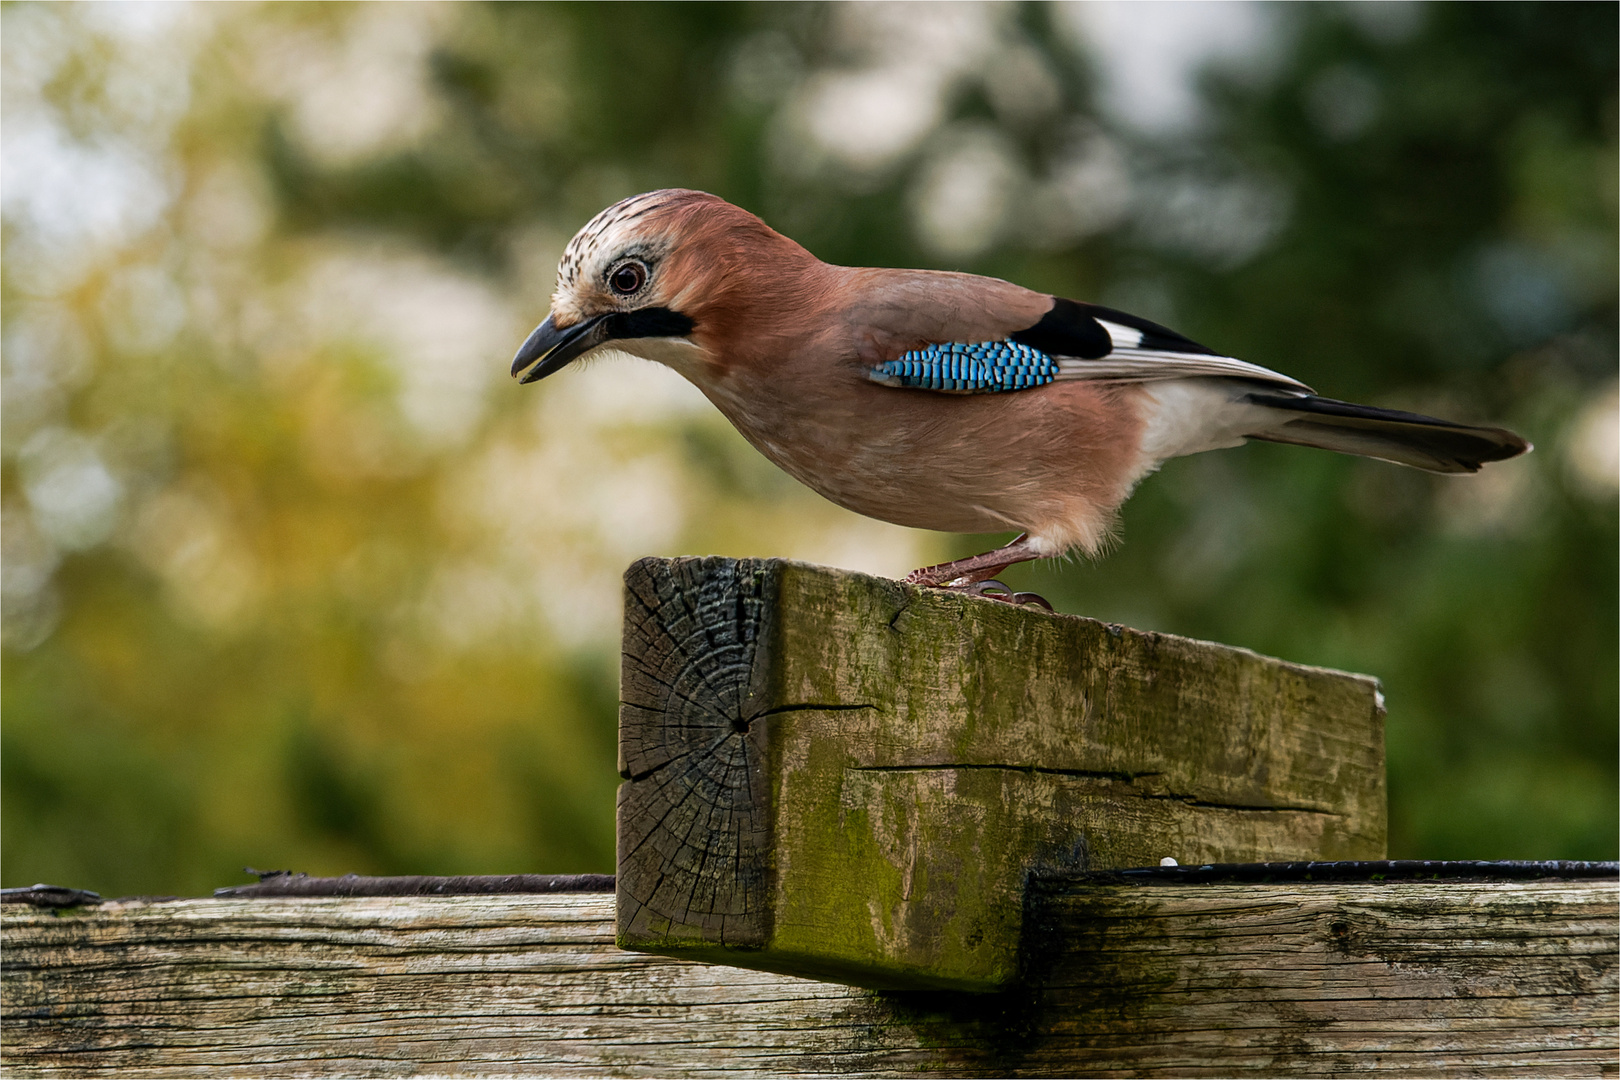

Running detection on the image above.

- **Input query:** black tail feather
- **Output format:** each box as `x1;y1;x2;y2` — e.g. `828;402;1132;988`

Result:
1245;393;1531;474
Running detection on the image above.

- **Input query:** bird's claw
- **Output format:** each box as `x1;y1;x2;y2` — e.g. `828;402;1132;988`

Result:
961;579;1054;610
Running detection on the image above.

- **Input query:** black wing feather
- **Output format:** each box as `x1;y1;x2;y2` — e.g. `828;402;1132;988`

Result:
1010;298;1218;359
1009;298;1112;358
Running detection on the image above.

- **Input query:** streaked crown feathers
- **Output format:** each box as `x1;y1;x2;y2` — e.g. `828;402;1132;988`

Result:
554;189;729;293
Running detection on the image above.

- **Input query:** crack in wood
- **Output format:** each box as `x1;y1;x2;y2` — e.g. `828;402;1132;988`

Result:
745;702;878;725
1136;793;1346;817
849;764;1163;782
847;764;1345;815
620;743;701;783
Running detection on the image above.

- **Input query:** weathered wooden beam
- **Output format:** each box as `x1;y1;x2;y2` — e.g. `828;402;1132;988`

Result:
4;878;1614;1077
618;557;1387;990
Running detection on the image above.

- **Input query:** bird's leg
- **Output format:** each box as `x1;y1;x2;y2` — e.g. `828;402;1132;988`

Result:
904;533;1046;589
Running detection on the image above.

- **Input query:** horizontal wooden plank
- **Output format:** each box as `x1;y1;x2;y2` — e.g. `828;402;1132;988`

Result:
4;879;1614;1078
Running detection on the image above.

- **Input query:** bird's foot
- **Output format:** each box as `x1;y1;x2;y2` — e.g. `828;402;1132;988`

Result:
962;579;1054;610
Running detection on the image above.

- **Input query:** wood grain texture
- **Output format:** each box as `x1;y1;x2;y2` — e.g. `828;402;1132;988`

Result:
4;881;1613;1078
618;557;1387;989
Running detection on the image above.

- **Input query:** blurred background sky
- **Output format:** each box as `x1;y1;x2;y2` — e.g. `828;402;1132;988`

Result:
3;1;1615;897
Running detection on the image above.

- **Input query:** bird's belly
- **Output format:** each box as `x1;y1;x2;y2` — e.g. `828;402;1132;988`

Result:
700;378;1153;552
752;434;1015;535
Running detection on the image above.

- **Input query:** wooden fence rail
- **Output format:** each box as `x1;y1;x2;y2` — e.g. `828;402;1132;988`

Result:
3;873;1614;1078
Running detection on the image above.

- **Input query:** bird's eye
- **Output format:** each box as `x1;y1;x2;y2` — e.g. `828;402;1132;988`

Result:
609;262;647;296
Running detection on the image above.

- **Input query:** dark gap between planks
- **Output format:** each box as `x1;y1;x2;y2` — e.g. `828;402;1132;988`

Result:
3;861;1612;908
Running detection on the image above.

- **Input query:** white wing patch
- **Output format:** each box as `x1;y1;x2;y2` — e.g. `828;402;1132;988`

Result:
1095;319;1144;350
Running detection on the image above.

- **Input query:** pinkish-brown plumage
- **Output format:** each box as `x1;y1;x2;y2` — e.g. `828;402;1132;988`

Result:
512;190;1530;589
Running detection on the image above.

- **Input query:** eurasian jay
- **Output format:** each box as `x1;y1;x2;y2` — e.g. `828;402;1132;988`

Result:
511;190;1529;594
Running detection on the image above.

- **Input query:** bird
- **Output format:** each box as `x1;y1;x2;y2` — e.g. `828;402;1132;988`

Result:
510;189;1530;599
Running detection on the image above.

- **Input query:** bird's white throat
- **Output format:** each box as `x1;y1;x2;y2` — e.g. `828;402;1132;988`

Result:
597;335;712;380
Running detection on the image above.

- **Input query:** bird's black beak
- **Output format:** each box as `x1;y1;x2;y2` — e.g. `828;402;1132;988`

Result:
511;307;698;384
510;313;612;384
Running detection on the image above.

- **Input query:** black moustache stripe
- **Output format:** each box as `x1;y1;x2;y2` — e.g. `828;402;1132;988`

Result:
606;307;696;340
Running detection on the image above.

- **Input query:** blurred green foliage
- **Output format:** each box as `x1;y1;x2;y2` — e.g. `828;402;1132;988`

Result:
3;2;1614;897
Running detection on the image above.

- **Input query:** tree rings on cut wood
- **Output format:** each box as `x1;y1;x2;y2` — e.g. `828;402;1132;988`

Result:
618;557;777;951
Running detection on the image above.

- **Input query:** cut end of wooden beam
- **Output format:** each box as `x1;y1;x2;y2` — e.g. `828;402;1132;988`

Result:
616;557;1387;991
617;557;777;955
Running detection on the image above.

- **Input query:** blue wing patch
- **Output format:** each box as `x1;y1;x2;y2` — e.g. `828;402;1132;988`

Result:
868;340;1061;394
